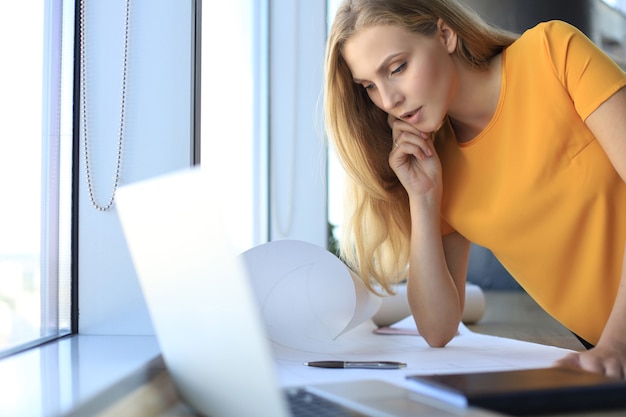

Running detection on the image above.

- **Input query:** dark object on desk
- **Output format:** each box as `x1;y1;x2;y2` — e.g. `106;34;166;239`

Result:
304;361;406;369
406;366;626;416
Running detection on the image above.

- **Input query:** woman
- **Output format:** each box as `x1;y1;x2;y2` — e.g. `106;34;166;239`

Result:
325;0;626;378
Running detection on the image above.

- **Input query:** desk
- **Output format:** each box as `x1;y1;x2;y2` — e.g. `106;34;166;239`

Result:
468;290;585;352
95;291;624;417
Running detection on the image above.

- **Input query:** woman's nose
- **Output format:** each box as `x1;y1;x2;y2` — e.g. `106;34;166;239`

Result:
380;85;402;111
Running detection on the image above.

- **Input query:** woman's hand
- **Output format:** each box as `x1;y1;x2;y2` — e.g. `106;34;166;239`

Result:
388;115;442;199
554;343;626;379
554;261;626;380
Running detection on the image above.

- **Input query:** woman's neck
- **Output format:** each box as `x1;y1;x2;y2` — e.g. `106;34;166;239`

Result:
447;53;503;143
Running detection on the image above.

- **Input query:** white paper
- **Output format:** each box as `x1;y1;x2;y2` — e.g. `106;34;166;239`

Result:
240;240;381;352
275;318;574;389
463;283;486;324
240;239;572;394
372;282;486;327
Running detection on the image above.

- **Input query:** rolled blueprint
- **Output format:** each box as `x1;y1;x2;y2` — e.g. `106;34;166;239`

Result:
463;283;486;324
371;282;486;327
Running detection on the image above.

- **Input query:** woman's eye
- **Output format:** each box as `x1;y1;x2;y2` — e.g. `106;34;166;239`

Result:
391;62;406;76
363;83;375;90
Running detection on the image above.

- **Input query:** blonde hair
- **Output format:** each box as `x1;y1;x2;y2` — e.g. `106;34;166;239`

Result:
325;0;517;294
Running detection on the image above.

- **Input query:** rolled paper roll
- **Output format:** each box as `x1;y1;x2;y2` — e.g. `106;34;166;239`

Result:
371;282;486;327
371;284;411;328
462;283;486;324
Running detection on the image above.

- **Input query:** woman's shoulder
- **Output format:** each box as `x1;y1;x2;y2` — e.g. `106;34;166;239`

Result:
507;20;603;76
514;20;585;49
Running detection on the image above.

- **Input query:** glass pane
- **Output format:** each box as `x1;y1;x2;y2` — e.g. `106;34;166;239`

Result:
0;0;73;357
603;0;626;15
327;0;345;253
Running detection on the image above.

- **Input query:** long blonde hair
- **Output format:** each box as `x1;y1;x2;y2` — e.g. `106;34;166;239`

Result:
325;0;517;294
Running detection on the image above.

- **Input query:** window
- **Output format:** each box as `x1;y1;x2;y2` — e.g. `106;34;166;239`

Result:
603;0;626;14
327;0;345;252
201;0;328;251
0;0;73;357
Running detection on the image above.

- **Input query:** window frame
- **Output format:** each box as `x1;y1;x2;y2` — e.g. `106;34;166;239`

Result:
0;0;336;414
0;0;75;360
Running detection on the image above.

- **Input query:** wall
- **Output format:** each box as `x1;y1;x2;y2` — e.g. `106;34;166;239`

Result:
78;0;195;335
465;0;594;34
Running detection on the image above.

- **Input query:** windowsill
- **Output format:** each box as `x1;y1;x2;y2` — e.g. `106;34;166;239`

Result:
0;334;163;417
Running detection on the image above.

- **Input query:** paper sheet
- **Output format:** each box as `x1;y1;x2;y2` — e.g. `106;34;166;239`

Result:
274;318;575;388
240;240;381;352
240;239;573;391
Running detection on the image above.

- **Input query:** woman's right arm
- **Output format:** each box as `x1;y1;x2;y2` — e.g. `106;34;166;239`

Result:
389;118;469;347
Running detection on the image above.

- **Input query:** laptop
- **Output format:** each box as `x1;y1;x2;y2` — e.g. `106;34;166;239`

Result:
116;167;503;417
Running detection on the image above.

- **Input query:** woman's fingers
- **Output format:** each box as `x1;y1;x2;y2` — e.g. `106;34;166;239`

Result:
389;116;429;139
389;116;430;161
387;114;441;195
393;129;433;159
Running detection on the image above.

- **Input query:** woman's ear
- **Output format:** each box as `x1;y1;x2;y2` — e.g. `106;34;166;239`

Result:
437;18;458;54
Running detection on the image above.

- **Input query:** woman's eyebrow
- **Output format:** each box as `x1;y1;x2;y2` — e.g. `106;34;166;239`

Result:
352;52;404;83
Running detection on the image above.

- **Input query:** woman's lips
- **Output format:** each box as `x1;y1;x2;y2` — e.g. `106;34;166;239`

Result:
402;107;422;125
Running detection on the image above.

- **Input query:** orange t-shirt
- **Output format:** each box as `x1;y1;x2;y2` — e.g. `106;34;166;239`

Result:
435;21;626;344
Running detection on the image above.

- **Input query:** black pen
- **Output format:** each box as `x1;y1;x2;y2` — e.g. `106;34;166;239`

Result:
303;361;406;369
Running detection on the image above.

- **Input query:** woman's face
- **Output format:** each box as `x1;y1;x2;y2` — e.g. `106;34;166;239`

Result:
342;22;458;133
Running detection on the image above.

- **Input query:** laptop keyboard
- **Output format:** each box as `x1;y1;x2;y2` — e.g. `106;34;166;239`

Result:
285;388;369;417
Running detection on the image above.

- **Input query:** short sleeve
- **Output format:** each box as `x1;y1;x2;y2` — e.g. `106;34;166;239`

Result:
542;20;626;120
